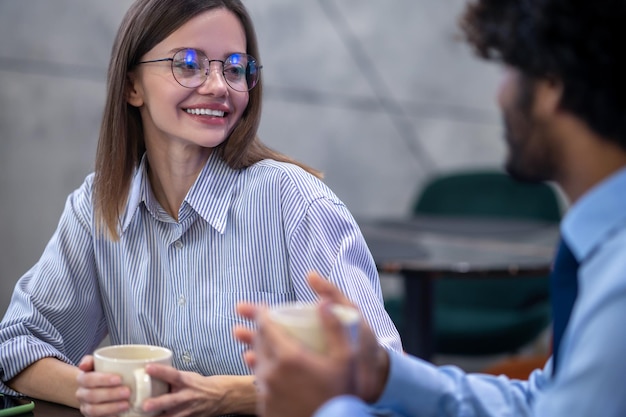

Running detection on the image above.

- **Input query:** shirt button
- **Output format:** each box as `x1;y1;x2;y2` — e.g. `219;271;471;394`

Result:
174;240;183;249
178;296;186;306
182;351;192;363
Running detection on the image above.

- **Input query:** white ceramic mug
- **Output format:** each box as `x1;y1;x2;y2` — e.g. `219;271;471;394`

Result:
268;302;360;353
93;344;173;417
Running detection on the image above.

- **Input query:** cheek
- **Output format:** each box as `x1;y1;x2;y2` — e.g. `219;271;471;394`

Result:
144;83;188;115
497;80;510;111
496;69;518;112
233;92;250;119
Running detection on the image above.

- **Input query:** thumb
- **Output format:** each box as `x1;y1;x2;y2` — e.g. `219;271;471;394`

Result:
308;271;355;308
78;355;95;372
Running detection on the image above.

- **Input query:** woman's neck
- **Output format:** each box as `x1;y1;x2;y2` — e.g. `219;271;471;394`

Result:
145;145;212;221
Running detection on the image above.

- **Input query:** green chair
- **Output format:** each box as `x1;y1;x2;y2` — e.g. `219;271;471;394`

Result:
385;170;563;355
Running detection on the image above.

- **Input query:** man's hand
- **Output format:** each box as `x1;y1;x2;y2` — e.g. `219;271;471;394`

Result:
234;271;390;417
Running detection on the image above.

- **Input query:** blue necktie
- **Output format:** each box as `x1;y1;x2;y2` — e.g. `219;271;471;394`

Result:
550;239;580;376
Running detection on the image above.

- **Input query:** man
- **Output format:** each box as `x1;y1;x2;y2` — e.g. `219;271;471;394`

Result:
235;0;626;415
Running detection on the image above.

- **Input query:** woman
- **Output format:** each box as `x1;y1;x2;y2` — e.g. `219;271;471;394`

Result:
0;0;401;415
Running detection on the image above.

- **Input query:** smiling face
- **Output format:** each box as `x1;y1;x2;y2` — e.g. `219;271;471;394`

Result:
127;8;249;153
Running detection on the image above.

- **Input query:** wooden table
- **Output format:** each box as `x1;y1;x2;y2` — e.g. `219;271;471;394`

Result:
359;215;560;360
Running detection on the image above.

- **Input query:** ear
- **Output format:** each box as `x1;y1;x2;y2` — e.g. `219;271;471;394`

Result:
533;76;563;118
126;71;144;107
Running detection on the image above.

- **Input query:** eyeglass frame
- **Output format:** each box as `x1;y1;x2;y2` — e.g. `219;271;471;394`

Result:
136;48;262;92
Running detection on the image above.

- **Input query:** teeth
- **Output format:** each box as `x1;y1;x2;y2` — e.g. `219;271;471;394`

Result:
186;108;225;117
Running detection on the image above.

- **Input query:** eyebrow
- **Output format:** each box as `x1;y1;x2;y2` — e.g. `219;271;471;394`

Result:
165;47;247;58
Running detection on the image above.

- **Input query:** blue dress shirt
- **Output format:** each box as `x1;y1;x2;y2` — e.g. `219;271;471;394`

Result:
0;153;402;395
314;167;626;417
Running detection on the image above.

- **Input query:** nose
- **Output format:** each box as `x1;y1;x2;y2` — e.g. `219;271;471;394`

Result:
197;62;228;94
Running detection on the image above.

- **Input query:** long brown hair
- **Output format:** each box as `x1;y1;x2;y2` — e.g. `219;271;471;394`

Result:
94;0;321;240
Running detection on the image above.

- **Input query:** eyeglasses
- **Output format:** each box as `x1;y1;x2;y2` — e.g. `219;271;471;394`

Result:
137;48;261;92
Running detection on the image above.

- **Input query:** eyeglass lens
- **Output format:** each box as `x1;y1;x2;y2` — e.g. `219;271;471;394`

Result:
171;48;260;91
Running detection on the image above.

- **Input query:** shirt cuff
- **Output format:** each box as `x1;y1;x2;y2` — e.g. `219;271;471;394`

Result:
374;350;444;415
313;395;372;416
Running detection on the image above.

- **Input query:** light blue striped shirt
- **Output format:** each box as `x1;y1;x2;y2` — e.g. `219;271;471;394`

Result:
0;152;402;394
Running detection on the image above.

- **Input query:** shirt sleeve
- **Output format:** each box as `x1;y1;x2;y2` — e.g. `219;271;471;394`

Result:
0;178;107;394
288;196;403;352
372;351;548;417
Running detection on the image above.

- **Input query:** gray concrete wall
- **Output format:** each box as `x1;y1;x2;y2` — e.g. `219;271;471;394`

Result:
0;0;503;314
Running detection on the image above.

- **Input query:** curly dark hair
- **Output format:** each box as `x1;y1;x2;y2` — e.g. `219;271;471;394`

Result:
461;0;626;149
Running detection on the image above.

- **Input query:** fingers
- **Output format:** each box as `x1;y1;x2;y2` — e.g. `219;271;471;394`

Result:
79;399;130;417
254;307;285;358
243;350;257;369
78;355;95;372
77;370;123;389
253;306;305;366
235;303;260;372
233;325;255;346
144;363;181;385
76;372;130;417
307;271;355;307
318;301;351;356
236;302;257;320
140;366;188;415
234;325;257;371
235;280;354;375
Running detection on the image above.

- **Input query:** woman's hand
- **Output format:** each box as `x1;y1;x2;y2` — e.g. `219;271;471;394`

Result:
141;366;256;417
76;355;256;417
75;355;131;417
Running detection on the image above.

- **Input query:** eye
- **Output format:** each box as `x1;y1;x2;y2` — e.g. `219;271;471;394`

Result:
173;49;202;77
223;64;246;81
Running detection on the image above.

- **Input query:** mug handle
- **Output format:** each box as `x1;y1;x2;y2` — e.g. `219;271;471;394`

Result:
132;368;152;411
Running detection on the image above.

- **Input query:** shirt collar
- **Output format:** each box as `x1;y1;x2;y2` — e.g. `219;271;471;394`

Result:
120;152;241;235
562;166;626;263
184;151;241;233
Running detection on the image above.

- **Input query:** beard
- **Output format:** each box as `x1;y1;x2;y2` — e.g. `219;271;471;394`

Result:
501;77;557;184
